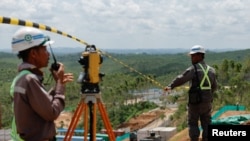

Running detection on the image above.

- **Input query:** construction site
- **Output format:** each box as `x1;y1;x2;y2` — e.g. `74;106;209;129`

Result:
48;87;250;141
1;104;250;141
1;13;250;141
52;103;250;141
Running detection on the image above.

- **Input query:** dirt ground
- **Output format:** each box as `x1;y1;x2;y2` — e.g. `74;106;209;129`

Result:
55;108;174;131
168;110;250;141
55;110;250;141
55;112;74;129
117;108;174;131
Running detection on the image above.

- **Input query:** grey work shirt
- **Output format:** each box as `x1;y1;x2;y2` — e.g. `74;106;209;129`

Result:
168;60;217;102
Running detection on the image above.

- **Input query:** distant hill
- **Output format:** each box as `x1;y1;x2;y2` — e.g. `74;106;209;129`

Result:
0;47;245;55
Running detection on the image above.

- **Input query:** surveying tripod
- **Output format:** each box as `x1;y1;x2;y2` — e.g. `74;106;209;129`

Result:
63;92;116;141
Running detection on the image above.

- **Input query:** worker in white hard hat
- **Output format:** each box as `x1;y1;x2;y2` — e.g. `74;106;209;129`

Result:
189;45;206;64
10;27;74;141
164;45;217;141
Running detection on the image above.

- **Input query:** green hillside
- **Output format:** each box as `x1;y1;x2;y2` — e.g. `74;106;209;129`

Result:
1;49;250;130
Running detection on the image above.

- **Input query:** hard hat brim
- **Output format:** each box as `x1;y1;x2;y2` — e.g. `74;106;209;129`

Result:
189;51;197;55
189;51;205;55
43;40;55;46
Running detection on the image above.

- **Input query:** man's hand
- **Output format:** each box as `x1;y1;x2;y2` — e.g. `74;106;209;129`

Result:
50;62;64;82
164;86;171;91
50;62;74;84
62;73;74;84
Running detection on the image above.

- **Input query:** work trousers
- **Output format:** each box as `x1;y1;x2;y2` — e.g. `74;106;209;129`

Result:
188;102;212;141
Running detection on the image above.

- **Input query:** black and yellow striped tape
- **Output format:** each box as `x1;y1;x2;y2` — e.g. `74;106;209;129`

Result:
0;16;166;89
0;16;88;46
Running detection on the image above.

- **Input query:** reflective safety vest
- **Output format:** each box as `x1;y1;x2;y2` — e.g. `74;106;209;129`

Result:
198;63;211;90
10;70;31;141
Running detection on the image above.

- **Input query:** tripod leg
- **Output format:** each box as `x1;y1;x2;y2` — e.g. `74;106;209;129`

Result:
88;101;97;141
64;102;86;141
97;101;116;141
84;103;88;141
93;102;97;141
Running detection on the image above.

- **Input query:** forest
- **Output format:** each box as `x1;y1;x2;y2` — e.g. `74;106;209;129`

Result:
1;48;250;131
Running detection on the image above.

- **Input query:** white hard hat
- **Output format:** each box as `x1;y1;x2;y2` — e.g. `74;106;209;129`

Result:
189;45;205;54
11;27;54;52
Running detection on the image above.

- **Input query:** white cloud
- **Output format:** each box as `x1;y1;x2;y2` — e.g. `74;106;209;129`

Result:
1;0;250;51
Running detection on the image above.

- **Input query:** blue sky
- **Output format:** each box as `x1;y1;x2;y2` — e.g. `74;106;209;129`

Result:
1;0;250;51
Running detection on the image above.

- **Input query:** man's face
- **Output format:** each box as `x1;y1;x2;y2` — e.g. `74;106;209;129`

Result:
32;46;50;69
191;53;200;64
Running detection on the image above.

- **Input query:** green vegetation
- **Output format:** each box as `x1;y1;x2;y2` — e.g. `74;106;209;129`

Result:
1;49;250;131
